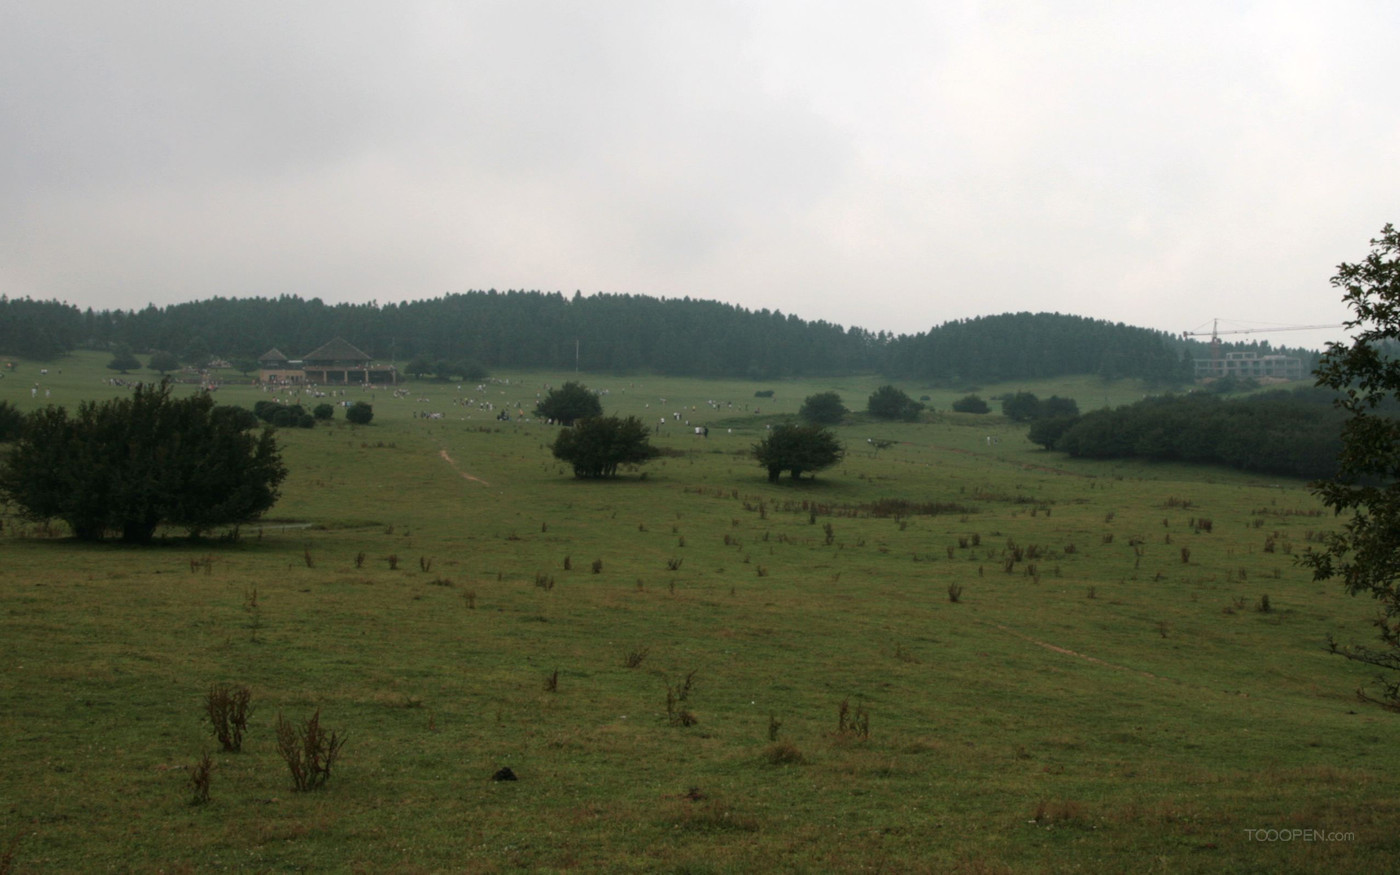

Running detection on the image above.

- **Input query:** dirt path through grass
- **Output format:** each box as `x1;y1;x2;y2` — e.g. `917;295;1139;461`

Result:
438;449;491;486
994;622;1168;680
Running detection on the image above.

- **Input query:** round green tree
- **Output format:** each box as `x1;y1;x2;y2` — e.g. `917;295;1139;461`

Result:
0;381;286;542
867;385;924;421
346;402;374;425
536;381;603;426
753;424;845;482
551;416;658;478
799;391;846;425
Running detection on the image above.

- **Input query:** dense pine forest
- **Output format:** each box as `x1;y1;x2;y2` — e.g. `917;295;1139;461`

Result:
0;291;1319;383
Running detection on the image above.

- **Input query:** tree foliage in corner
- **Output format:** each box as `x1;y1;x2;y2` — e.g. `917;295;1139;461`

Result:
753;424;844;482
535;381;603;426
0;381;286;542
1303;223;1400;710
551;415;658;478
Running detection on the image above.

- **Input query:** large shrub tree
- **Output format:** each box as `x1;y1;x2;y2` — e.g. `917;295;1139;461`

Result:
551;415;658;478
753;424;844;482
148;350;180;375
106;344;141;374
1303;223;1400;710
535;381;603;425
799;391;847;424
0;381;286;542
867;385;924;421
346;401;374;425
951;394;990;414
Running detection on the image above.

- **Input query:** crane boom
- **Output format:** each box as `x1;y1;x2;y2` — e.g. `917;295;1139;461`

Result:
1181;319;1342;340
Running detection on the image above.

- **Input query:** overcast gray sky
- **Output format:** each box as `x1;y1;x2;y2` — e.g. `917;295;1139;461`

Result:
3;2;1396;345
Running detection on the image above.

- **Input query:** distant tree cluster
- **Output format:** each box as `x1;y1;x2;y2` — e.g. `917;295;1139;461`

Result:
0;382;286;542
1000;391;1079;423
882;312;1198;384
255;400;316;429
0;293;1324;387
0;297;84;360
404;355;489;382
1041;389;1345;479
951;395;990;414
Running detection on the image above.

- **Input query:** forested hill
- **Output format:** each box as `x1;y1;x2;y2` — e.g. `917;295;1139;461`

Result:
882;312;1194;384
0;292;1317;383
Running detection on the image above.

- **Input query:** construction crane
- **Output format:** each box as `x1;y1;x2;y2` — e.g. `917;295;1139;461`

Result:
1181;317;1344;378
1181;317;1344;361
1181;318;1343;344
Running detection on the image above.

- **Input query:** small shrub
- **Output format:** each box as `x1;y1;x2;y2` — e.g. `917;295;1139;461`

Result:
563;555;572;571
623;647;650;668
948;582;963;603
1180;547;1191;564
387;554;399;571
534;572;555;591
763;741;806;765
419;556;432;572
462;589;476;609
354;551;366;569
544;669;559;692
274;709;346;792
666;557;683;571
188;751;214;805
768;713;783;741
591;559;603;574
837;698;870;739
666;684;698;727
1257;594;1272;613
205;683;252;752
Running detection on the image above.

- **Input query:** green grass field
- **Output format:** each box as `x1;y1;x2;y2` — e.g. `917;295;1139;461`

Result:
0;354;1394;873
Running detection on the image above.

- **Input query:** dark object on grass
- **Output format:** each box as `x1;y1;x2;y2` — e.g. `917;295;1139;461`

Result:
492;766;517;782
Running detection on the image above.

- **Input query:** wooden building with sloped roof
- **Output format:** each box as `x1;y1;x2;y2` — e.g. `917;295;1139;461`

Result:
257;339;397;385
257;347;304;384
301;338;397;385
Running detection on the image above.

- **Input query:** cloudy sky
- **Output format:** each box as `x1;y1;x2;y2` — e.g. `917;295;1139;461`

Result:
4;2;1397;344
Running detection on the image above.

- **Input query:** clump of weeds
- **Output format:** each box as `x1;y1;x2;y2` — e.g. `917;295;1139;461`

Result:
188;751;214;805
836;698;870;739
205;683;252;752
274;709;346;792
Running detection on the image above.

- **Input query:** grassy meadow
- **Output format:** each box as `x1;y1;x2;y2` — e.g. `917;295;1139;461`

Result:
1;353;1396;873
